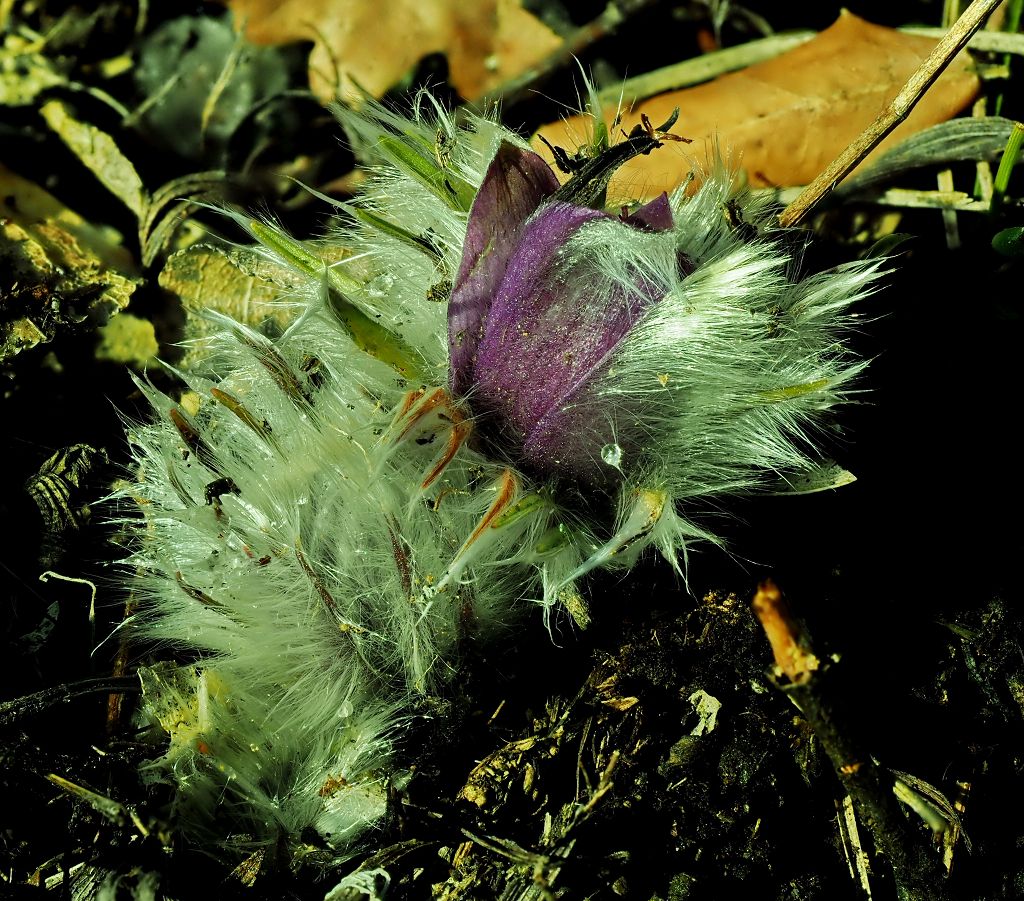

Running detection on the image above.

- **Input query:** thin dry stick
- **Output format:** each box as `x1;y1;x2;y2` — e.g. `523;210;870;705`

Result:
779;0;1003;228
468;0;659;114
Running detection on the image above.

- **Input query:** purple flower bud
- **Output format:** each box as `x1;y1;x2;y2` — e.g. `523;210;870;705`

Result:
449;143;679;485
620;191;674;231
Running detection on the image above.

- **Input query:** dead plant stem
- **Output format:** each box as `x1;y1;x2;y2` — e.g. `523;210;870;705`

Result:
752;581;954;901
468;0;659;115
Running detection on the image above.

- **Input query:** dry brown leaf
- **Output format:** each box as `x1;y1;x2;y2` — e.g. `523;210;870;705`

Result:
534;12;980;201
226;0;562;104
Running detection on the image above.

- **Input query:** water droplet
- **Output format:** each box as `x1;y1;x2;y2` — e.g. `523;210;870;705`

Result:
601;443;623;468
366;273;395;298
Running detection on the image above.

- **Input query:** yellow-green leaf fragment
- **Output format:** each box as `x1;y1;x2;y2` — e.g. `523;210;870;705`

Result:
0;47;64;105
758;378;830;403
765;461;857;495
40;100;149;220
159;243;294;322
1;164;138;361
491;492;548;530
95;313;159;368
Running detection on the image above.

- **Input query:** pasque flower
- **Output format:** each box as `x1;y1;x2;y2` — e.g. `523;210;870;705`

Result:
122;90;881;865
441;110;877;586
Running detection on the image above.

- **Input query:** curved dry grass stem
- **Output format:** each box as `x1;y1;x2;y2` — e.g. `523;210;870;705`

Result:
779;0;1004;228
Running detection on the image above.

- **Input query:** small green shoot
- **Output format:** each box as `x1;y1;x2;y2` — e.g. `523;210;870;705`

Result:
991;121;1024;212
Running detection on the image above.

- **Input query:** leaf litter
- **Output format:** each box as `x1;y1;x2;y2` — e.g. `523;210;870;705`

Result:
225;0;563;104
534;12;980;198
1;2;1023;899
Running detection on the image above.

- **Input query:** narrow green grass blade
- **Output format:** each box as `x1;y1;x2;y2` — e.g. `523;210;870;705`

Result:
992;121;1024;211
249;219;361;294
346;206;442;260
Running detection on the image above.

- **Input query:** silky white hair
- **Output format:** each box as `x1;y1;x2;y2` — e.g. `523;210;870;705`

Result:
119;90;881;863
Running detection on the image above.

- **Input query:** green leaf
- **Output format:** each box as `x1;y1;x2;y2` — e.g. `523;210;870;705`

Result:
249;220;429;381
322;277;429;383
992;226;1024;258
376;135;476;211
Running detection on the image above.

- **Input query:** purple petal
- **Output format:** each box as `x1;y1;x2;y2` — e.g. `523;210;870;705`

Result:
620;192;674;232
448;143;559;397
471;202;664;480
